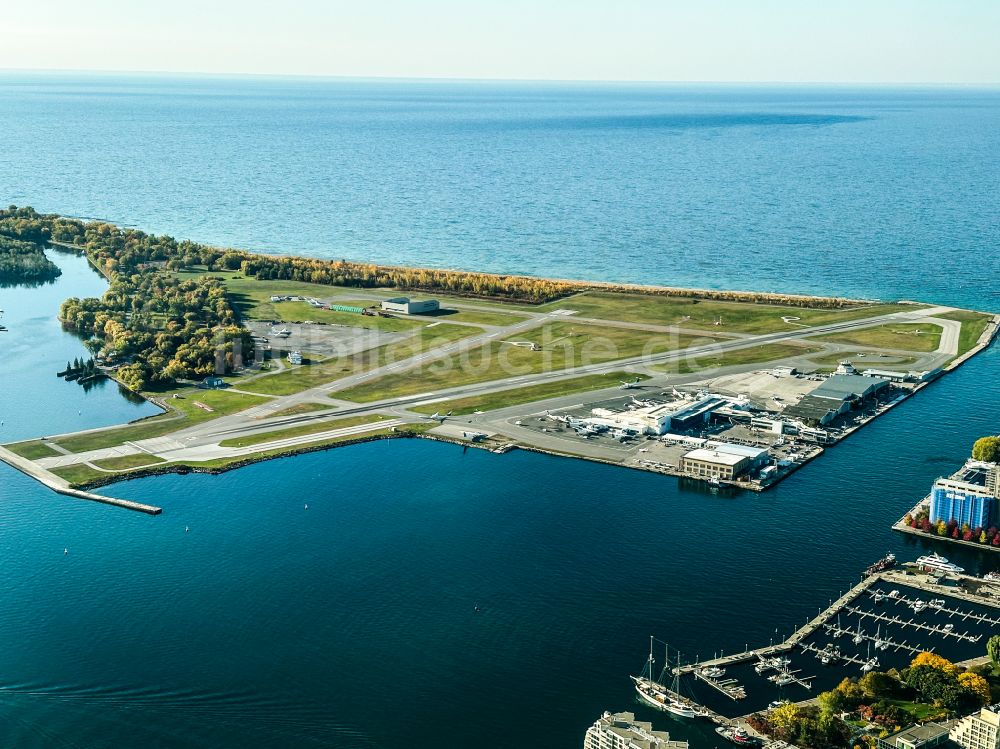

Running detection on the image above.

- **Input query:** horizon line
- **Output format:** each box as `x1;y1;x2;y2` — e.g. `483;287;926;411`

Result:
1;66;999;89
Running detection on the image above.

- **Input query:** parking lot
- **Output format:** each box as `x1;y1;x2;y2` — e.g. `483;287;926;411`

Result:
246;320;405;359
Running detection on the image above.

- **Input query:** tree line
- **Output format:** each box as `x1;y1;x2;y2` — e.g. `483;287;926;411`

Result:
0;235;61;284
0;205;869;307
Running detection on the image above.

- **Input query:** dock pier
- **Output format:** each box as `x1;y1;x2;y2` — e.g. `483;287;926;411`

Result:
694;670;747;700
844;605;981;644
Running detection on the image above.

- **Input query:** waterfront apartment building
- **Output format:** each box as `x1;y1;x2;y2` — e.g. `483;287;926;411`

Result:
950;705;1000;749
929;478;996;529
988;465;1000;499
584;711;688;749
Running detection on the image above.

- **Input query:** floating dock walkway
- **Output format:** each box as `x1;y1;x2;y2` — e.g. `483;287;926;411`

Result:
800;641;872;670
822;621;927;655
0;446;162;515
694;670;747;700
845;605;981;643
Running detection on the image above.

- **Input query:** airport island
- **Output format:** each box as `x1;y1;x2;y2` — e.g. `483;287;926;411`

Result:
0;206;997;515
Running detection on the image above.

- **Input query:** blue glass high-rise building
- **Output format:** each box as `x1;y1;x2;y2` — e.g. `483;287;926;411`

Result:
929;478;995;529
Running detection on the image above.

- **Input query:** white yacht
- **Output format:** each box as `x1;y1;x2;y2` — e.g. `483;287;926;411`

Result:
915;553;965;574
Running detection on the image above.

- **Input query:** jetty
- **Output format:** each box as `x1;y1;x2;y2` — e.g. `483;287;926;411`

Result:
0;446;162;515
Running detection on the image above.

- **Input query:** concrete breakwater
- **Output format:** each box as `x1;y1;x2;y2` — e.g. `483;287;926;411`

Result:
0;446;162;515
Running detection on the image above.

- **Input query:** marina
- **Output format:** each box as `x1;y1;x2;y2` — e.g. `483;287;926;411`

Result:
646;561;1000;722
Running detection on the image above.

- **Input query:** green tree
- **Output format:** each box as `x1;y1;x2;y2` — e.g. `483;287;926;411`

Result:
818;688;848;715
972;436;1000;462
860;671;899;699
988;635;1000;668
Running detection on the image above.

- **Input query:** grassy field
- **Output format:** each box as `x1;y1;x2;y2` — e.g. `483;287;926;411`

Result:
51;464;109;485
53;389;268;453
173;269;526;328
267;301;422;332
408;372;651;415
218;414;390;448
656;342;822;374
811;323;943;353
92;454;167;471
427;307;529;327
881;699;948;723
333;322;710;403
511;320;713;360
807;351;919;367
239;323;480;397
265;402;334;418
933;310;993;356
538;292;920;334
4;439;62;459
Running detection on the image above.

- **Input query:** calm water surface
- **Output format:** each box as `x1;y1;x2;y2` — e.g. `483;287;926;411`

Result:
0;75;998;747
1;74;999;310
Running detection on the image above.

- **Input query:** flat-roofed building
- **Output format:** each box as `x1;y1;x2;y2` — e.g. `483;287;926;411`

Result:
987;465;1000;499
861;368;910;383
380;297;440;315
590;396;726;437
680;443;769;480
951;705;1000;749
584;711;687;749
784;373;890;426
878;722;951;749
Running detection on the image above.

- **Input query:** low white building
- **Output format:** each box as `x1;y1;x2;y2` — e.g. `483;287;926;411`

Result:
590;396;726;436
380;297;440;315
584;711;687;749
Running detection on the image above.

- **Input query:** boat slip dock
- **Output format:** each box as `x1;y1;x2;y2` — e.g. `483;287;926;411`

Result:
665;566;1000;721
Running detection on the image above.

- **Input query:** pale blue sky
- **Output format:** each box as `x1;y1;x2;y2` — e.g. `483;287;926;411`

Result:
3;0;998;83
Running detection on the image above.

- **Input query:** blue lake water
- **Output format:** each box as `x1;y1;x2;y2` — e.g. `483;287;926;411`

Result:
0;74;998;747
1;74;999;310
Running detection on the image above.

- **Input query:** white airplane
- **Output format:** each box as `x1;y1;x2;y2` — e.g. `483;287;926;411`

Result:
618;377;641;390
671;387;684;398
422;410;452;422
